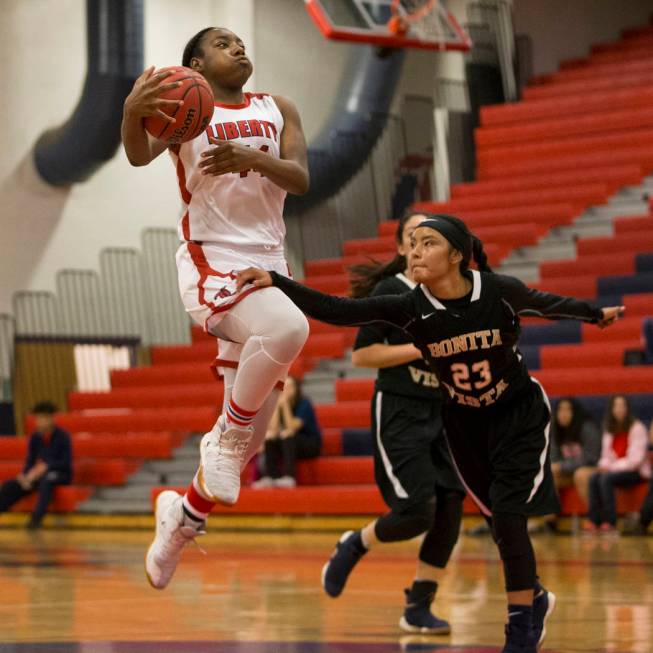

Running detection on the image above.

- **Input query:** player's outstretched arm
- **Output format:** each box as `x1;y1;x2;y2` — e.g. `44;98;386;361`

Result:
122;67;181;166
497;274;624;326
235;268;413;328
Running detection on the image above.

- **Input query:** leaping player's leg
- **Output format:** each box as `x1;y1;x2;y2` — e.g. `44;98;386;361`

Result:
199;287;308;504
180;365;283;516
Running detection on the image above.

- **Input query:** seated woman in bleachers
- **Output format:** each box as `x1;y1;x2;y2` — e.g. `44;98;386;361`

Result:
622;419;653;536
584;395;651;534
253;376;321;488
534;398;601;533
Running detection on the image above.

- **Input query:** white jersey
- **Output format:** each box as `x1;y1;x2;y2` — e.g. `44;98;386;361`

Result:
169;93;286;251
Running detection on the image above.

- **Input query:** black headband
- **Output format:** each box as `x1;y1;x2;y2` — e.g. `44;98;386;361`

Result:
417;217;472;261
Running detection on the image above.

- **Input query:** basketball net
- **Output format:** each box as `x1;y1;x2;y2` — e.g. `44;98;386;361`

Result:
387;0;457;49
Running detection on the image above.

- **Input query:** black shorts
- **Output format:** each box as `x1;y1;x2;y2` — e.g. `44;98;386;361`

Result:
443;378;560;517
372;390;463;513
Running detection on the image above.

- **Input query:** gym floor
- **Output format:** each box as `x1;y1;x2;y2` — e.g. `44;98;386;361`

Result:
0;523;651;652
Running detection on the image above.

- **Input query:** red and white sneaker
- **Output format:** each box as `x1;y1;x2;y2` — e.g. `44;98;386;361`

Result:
199;415;253;505
145;490;205;590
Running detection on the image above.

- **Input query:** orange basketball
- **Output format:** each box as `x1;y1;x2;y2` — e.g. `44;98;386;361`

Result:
144;66;214;144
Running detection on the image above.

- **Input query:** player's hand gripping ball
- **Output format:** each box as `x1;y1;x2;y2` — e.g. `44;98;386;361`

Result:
143;66;214;144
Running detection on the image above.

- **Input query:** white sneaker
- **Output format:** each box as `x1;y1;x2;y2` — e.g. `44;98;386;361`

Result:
145;490;205;590
274;475;297;488
199;415;253;505
252;475;275;489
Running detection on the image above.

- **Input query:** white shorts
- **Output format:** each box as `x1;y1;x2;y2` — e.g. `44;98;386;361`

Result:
176;241;290;371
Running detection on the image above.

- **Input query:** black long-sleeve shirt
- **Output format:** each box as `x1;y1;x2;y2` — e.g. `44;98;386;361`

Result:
270;270;603;410
23;426;73;481
354;274;442;401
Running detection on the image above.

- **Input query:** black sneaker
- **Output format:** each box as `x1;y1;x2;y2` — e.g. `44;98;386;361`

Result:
399;581;450;635
532;587;556;647
321;530;366;598
502;621;538;653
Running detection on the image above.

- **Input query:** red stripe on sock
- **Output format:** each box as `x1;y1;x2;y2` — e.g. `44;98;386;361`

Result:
185;482;216;514
229;398;257;417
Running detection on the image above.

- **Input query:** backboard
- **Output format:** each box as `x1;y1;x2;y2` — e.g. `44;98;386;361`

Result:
305;0;472;52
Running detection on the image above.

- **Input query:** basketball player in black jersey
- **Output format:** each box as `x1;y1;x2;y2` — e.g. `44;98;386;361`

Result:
321;212;465;635
236;214;624;653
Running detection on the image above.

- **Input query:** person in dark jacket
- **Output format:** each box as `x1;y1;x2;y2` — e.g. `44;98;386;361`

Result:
0;401;72;529
531;398;601;533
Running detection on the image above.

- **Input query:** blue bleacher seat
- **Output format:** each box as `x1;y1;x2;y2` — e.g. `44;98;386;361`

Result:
598;272;653;296
520;321;581;346
635;253;653;274
342;428;374;456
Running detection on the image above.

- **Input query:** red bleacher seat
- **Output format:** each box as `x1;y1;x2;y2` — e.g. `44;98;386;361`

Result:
539;341;642;369
478;128;653;170
558;482;649;516
424;184;610;214
296;456;374;486
335;379;374;403
478;146;653;181
540;253;636;279
614;215;652;234
577;232;653;256
535;366;653;396
476;107;653;149
451;165;642;198
480;85;653;127
534;276;597;299
69;384;224;411
523;70;653;101
9;486;92;513
0;459;133;486
581;317;644;343
315;402;370;429
152;485;387;515
55;406;218;434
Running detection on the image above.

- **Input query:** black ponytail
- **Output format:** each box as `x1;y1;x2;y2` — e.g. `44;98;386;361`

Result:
348;209;429;298
470;235;493;273
349;256;407;298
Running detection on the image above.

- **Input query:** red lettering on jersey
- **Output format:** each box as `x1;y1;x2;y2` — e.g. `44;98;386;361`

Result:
261;120;278;140
248;119;263;137
237;120;252;138
223;122;239;139
205;124;218;142
260;121;273;139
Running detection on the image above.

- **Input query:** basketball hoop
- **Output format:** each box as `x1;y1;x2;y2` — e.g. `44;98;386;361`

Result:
304;0;472;52
388;0;437;37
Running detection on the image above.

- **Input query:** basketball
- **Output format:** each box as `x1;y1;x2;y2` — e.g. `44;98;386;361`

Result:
144;66;214;144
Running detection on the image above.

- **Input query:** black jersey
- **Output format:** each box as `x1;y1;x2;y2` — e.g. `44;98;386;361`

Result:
354;273;441;401
270;269;603;410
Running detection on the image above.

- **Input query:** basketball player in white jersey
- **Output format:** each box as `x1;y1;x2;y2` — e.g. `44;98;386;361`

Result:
121;27;310;589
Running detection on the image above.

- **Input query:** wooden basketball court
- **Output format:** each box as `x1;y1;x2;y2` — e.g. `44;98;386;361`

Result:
0;523;651;652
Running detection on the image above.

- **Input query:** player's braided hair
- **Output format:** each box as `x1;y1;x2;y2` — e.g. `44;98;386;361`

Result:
348;210;432;298
182;27;217;67
469;234;493;273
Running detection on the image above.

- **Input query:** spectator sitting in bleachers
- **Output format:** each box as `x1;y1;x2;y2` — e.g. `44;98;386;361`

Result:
584;395;650;535
531;398;601;534
622;419;653;536
0;402;72;529
253;376;321;488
